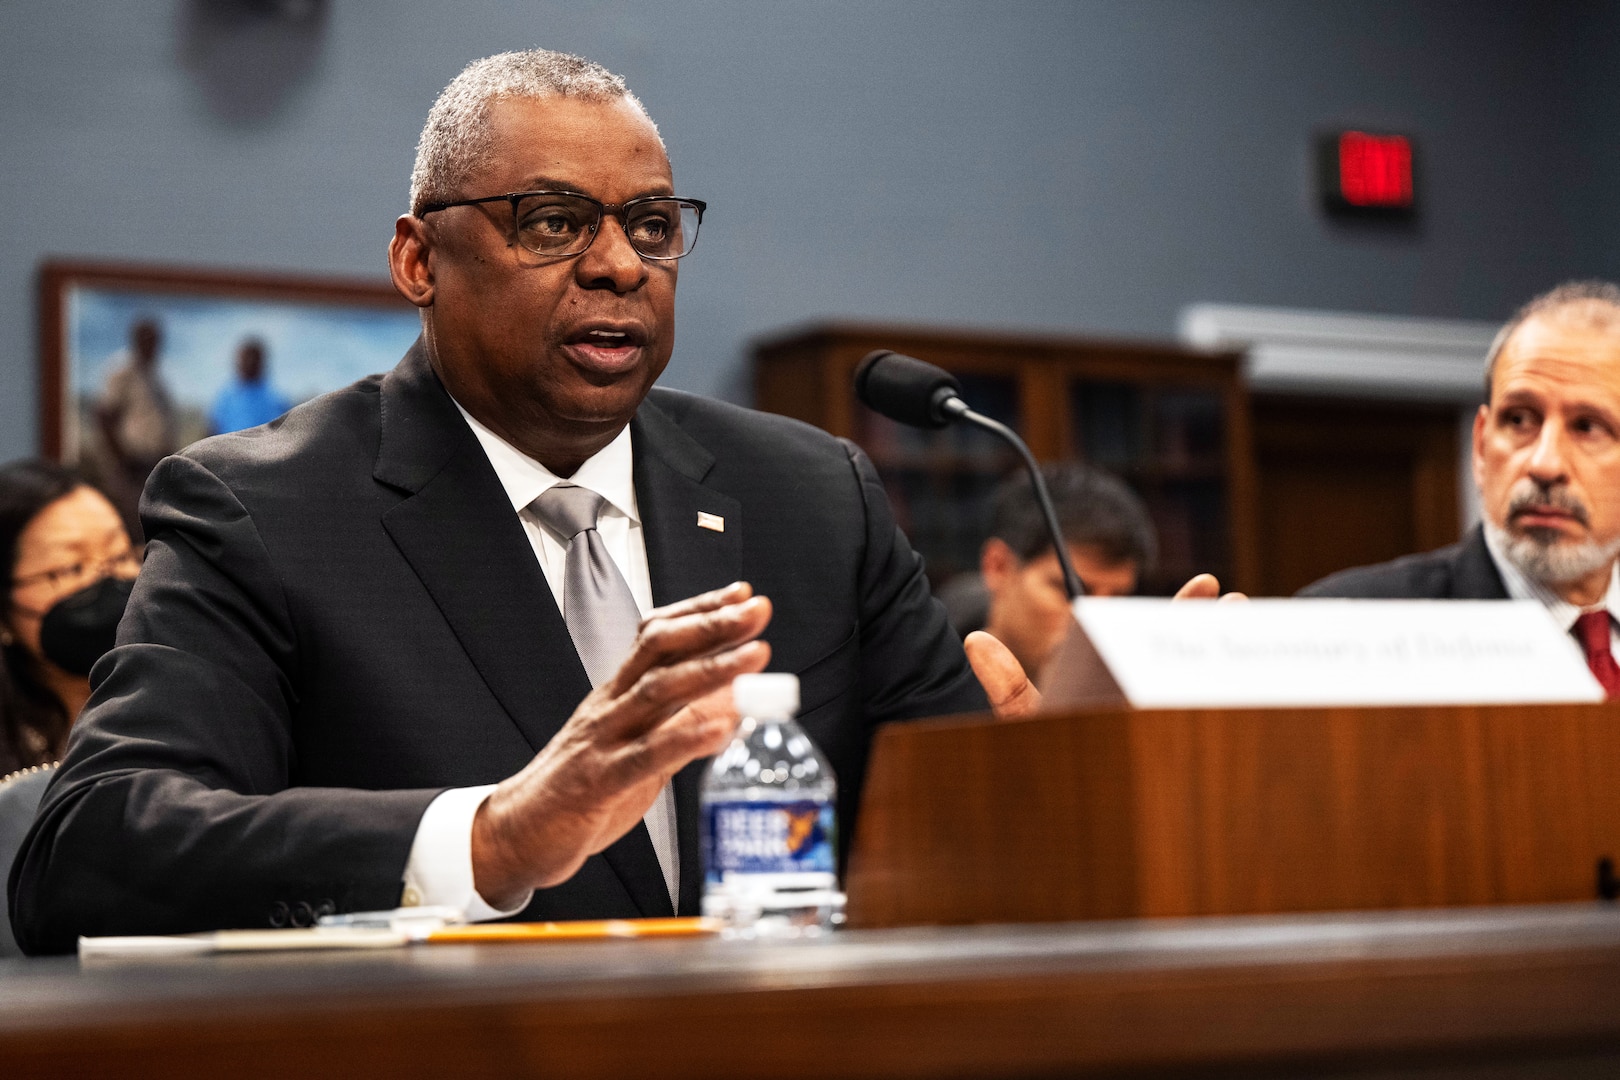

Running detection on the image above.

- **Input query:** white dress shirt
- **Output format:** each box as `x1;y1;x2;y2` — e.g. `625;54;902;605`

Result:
399;403;679;920
1482;522;1620;658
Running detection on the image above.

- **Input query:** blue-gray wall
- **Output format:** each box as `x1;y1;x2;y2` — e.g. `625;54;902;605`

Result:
1;0;1612;460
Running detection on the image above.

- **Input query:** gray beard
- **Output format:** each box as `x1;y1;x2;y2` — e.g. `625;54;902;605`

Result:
1486;519;1620;588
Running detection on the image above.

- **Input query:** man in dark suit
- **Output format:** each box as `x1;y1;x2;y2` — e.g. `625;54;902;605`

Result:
9;50;991;953
1302;281;1620;694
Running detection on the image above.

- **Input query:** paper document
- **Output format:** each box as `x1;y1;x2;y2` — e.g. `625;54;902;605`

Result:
79;927;409;957
77;917;722;957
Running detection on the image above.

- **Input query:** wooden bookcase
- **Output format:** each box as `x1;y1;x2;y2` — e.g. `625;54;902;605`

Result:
752;323;1259;595
1250;394;1463;597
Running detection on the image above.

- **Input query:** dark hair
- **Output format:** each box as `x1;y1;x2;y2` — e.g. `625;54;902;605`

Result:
0;459;84;773
988;463;1157;573
1484;280;1620;399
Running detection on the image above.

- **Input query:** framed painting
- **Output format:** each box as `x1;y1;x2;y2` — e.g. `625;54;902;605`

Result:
38;261;422;535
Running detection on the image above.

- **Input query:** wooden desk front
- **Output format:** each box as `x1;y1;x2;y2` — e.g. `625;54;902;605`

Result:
847;702;1620;928
4;906;1620;1079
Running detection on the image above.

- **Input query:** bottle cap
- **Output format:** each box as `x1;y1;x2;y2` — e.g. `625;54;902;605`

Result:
732;673;799;719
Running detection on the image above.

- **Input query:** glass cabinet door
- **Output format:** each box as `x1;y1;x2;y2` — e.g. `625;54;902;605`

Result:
1069;380;1230;595
856;372;1020;587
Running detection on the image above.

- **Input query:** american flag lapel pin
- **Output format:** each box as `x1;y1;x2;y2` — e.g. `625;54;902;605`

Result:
697;511;725;533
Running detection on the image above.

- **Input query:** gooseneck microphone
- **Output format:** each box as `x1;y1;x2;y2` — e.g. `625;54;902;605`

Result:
854;350;1086;600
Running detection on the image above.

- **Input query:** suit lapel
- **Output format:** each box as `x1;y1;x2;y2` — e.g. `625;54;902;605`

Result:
632;395;742;608
633;395;742;915
373;361;735;919
1454;524;1510;600
374;343;592;758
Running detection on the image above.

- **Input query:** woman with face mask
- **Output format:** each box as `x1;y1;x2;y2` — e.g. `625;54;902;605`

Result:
0;460;139;775
0;460;137;956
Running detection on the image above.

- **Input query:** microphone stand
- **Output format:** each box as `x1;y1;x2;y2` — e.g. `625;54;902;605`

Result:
938;397;1087;601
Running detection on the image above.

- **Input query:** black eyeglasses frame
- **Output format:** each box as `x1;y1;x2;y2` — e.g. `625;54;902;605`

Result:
415;190;707;261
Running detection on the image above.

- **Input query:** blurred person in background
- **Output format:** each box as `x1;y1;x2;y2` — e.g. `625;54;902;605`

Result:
0;460;138;957
940;463;1156;681
209;337;292;435
0;460;139;774
95;317;177;541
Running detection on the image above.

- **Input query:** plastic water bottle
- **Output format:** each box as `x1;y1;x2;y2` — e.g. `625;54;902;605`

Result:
701;673;844;937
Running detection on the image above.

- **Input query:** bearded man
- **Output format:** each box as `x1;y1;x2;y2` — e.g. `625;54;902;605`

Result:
1301;281;1620;695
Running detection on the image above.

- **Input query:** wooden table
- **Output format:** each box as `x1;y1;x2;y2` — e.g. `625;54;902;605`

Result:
5;904;1620;1079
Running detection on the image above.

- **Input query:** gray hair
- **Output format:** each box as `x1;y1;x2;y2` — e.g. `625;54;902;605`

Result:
1484;280;1620;399
409;49;656;214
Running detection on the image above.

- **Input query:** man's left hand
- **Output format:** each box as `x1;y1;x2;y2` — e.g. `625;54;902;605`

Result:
965;631;1042;719
963;572;1247;720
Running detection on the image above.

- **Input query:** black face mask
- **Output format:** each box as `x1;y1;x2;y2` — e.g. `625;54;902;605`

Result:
38;576;134;677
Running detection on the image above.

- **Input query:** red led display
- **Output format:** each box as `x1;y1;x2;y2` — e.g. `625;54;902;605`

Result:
1336;131;1413;209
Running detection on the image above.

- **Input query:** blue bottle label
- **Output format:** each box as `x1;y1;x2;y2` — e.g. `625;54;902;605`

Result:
702;799;836;880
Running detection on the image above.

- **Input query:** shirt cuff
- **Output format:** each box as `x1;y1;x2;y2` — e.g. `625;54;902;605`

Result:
402;785;531;922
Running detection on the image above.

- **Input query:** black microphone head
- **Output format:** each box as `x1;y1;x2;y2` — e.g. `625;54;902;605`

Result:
854;350;963;429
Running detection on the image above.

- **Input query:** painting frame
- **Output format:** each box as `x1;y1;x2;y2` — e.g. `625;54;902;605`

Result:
37;259;420;462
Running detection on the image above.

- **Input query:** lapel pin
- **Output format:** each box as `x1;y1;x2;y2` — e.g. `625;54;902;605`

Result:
697;511;725;533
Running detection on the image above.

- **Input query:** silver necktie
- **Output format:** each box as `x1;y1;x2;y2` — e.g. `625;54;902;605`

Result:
529;483;679;906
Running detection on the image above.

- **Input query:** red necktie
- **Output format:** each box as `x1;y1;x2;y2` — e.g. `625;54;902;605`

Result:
1572;610;1620;698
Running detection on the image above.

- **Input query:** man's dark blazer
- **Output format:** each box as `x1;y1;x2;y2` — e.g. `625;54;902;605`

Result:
1297;525;1509;600
10;343;986;954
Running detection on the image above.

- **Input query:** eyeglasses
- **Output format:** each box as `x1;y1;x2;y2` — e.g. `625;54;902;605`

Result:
11;550;142;593
417;190;706;261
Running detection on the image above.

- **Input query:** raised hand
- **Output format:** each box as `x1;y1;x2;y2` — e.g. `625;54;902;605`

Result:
966;574;1247;726
1174;573;1247;601
471;581;772;909
964;630;1043;720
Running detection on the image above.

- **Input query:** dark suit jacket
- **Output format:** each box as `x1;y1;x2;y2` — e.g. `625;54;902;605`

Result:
10;343;986;954
0;768;51;958
1297;525;1509;600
